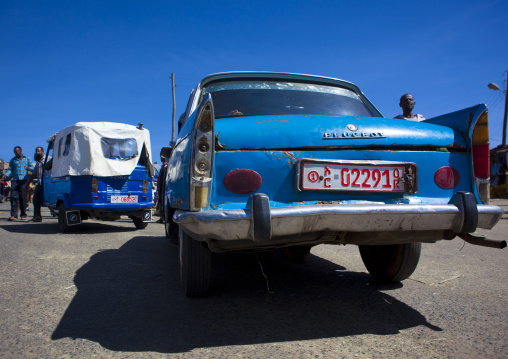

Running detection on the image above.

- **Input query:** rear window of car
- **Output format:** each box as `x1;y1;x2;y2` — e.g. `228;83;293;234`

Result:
101;138;138;160
204;80;372;118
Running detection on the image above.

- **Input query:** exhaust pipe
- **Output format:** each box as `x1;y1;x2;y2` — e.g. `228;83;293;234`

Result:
457;233;507;249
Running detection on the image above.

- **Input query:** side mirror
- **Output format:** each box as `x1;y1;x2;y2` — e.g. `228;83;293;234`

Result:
160;147;173;159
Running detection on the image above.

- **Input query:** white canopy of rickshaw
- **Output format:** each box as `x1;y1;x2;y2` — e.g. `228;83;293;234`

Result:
48;122;154;178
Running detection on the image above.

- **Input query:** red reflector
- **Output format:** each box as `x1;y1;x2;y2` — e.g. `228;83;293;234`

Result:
93;196;99;200
224;169;262;194
142;196;146;200
473;144;490;179
434;166;460;189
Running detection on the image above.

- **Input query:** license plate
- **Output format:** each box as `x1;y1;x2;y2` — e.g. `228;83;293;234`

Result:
111;195;138;203
301;162;406;192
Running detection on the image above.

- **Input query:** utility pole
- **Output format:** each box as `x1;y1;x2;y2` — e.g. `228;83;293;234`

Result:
502;70;508;146
171;73;176;147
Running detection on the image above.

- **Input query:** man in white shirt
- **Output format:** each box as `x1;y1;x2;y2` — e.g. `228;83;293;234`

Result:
395;94;426;122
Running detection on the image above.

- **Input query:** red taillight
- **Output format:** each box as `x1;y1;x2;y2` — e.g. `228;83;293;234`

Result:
434;166;460;189
472;111;490;179
472;144;490;179
92;178;98;193
224;169;262;194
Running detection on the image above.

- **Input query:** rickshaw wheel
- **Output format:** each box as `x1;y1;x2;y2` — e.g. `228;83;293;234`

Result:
133;217;148;229
58;203;70;233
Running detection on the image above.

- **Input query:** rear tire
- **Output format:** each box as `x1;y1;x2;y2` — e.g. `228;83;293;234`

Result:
57;203;70;233
165;205;178;240
180;230;211;297
133;217;148;229
359;242;421;282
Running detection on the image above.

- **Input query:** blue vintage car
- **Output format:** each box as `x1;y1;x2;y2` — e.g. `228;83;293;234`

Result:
43;122;155;232
162;72;505;296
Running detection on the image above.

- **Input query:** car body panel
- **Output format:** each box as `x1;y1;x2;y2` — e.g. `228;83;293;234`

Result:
211;149;472;209
166;134;192;210
43;165;154;210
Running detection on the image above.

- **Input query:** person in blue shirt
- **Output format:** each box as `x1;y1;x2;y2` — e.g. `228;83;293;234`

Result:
1;146;34;221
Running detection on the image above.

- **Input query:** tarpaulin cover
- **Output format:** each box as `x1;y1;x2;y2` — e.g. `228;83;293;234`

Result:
49;122;153;178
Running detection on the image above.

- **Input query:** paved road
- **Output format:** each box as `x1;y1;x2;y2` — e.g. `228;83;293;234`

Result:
0;199;507;358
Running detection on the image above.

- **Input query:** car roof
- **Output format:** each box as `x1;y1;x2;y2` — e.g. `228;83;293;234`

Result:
198;71;362;93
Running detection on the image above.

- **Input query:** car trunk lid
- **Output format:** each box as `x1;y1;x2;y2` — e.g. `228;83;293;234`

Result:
214;114;465;151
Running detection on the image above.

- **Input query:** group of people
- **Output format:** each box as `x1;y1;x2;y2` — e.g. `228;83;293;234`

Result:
1;146;45;222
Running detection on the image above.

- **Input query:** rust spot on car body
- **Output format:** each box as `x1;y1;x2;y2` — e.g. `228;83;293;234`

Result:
283;151;297;161
215;133;226;151
318;200;342;204
212;202;229;209
282;151;298;168
275;120;290;123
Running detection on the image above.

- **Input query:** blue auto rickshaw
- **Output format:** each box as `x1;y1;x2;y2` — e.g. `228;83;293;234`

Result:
42;122;154;232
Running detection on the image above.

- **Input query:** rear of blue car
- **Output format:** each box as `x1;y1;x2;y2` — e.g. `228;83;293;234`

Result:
165;72;504;296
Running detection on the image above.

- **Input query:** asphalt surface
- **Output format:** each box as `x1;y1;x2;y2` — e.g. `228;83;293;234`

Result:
0;199;507;358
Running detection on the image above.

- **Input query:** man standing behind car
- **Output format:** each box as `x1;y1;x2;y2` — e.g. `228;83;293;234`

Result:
27;146;45;222
395;94;426;122
2;146;33;221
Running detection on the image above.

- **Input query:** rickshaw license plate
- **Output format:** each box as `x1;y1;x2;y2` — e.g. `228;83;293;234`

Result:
111;195;138;203
301;162;406;192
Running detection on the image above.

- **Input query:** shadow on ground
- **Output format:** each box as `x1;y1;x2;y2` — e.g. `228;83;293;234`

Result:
51;236;441;353
0;219;139;234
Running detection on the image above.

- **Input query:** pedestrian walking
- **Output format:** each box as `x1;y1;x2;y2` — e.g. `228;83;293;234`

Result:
27;146;45;222
1;146;34;221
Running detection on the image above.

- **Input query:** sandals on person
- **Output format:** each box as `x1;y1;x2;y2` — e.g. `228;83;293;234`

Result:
8;217;16;221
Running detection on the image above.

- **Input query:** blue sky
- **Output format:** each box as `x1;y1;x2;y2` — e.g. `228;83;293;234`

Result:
1;0;507;163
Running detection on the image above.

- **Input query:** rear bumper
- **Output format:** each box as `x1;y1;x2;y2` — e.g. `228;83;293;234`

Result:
174;193;503;245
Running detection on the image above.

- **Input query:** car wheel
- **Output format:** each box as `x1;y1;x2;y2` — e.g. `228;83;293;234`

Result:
133;217;148;229
179;229;211;297
58;203;70;233
165;204;178;241
359;242;421;282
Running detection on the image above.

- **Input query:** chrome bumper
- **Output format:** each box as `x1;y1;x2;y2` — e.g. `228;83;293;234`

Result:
173;194;503;243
